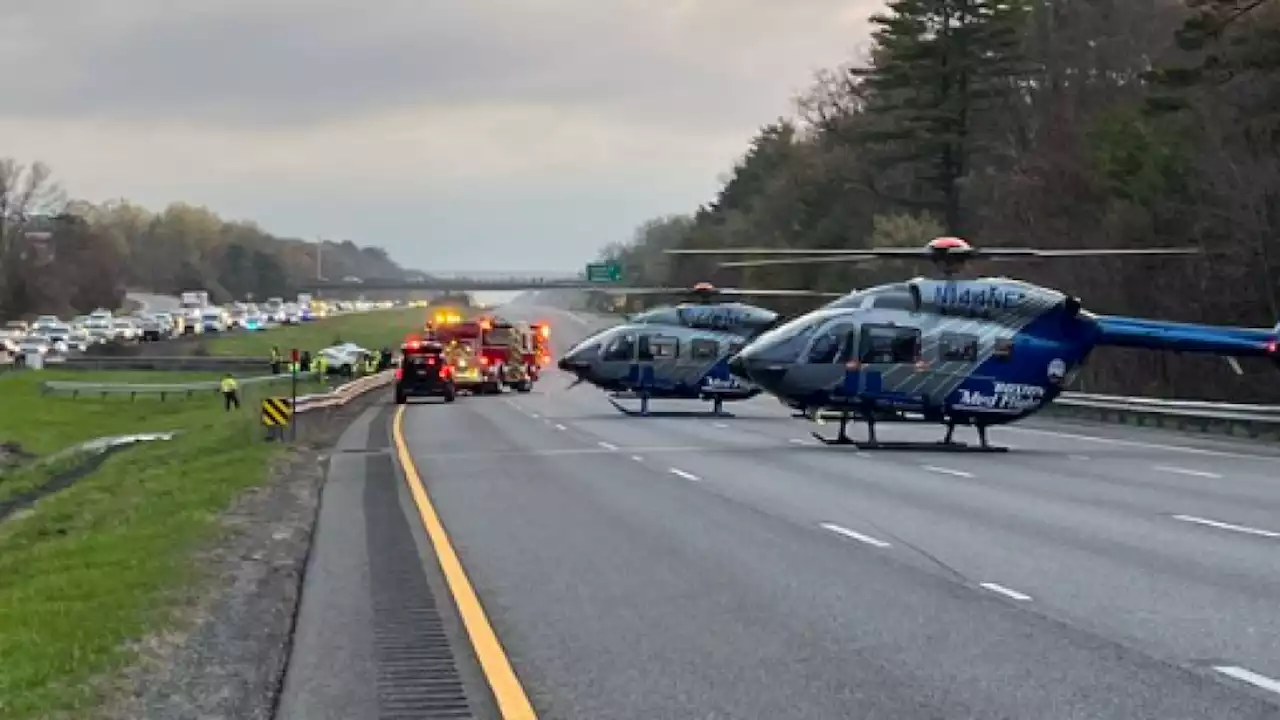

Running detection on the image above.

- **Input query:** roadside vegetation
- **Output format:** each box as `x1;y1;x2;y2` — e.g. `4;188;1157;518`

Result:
0;305;428;718
0;157;411;322
0;412;273;718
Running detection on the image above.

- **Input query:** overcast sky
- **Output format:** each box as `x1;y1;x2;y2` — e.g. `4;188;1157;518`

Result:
0;1;876;274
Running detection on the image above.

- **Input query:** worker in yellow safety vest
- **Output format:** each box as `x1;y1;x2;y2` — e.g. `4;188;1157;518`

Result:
220;374;240;411
270;347;282;374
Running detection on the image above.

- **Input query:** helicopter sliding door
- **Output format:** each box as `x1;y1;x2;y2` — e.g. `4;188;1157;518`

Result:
854;324;924;404
632;333;680;391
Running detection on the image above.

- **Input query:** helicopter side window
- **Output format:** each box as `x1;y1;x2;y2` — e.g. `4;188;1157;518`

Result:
602;333;636;361
940;333;979;362
728;341;746;356
648;335;679;359
859;325;921;364
992;337;1014;360
806;322;855;364
690;338;720;360
871;292;916;311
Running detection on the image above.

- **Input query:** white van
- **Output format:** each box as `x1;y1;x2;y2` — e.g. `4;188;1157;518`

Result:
201;309;226;333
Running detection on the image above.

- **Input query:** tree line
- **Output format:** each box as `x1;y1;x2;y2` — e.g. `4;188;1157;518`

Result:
595;0;1280;402
0;159;408;320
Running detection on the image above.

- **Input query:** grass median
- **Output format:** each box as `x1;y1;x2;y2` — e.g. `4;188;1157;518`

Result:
0;367;339;718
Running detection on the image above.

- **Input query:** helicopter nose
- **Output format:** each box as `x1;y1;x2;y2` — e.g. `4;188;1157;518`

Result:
557;342;595;374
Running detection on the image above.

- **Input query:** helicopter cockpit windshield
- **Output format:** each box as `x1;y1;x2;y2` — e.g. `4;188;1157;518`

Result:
559;327;615;371
736;309;845;365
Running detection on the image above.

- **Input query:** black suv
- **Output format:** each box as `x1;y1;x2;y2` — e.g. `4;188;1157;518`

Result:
394;341;457;404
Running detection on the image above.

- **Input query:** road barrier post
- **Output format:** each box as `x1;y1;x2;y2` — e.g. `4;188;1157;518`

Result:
289;348;299;442
261;396;292;442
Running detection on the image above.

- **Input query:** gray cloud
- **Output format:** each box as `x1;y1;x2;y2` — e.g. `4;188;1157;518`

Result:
2;1;869;128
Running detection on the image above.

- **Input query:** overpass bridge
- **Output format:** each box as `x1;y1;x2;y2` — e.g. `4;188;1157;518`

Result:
306;271;604;293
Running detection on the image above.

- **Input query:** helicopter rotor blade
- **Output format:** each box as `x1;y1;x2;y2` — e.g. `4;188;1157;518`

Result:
709;287;848;298
718;256;877;269
576;285;844;298
977;247;1201;258
667;246;1202;259
667;247;916;256
579;287;699;295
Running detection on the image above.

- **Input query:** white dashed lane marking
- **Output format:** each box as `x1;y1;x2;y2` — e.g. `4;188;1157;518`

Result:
979;582;1033;601
597;442;617;451
554;423;567;431
820;523;892;548
1213;666;1280;696
1154;465;1222;479
669;468;700;482
921;465;974;478
1172;514;1280;539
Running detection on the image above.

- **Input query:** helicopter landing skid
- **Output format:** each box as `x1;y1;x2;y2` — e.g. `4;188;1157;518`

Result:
607;397;735;418
808;433;1008;452
807;416;1008;452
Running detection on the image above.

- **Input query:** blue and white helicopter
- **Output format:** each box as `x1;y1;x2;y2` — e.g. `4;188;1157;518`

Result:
666;237;1280;451
557;282;845;416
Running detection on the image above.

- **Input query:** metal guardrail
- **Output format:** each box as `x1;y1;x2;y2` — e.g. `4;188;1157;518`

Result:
59;355;269;372
1049;392;1280;438
293;371;394;413
40;372;318;399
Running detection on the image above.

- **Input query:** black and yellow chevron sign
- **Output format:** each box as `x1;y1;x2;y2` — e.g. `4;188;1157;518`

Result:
261;397;293;427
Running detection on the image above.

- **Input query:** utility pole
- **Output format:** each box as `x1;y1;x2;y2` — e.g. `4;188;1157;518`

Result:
316;236;323;280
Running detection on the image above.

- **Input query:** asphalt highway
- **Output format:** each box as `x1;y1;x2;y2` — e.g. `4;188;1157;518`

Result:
284;303;1280;719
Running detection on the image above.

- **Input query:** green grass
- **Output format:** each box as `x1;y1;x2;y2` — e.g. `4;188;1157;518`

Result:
202;307;429;357
0;371;334;718
0;418;275;718
0;309;430;717
0;371;229;456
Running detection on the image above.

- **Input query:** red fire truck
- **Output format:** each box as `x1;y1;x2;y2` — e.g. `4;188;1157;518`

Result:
428;316;534;393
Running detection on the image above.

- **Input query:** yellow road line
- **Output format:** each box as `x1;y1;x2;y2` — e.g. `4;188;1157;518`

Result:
391;406;539;719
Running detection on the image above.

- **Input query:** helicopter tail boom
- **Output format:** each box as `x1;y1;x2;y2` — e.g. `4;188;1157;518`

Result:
1095;316;1279;362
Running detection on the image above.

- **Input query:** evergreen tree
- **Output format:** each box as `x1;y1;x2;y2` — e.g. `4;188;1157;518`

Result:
850;0;1033;234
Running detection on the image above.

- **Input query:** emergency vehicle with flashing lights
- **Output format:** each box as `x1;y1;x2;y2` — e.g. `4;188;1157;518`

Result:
529;321;552;377
442;337;505;394
428;307;464;327
476;315;534;393
394;339;457;404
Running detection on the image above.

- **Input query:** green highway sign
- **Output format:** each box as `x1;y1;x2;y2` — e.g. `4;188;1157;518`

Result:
585;262;622;283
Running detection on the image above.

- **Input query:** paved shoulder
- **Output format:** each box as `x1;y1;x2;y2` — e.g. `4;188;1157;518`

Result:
278;403;496;720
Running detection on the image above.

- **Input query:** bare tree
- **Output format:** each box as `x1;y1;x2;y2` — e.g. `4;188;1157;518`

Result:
0;159;67;316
